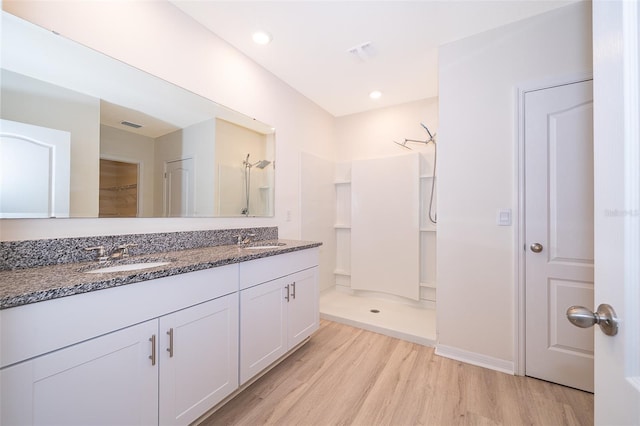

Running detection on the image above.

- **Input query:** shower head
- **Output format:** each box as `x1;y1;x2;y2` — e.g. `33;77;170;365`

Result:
393;140;412;150
255;160;271;169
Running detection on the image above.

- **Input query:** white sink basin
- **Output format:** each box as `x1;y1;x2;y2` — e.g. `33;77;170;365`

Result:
84;261;170;274
244;243;286;250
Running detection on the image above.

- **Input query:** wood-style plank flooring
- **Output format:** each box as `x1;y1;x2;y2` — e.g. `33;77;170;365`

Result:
200;320;593;426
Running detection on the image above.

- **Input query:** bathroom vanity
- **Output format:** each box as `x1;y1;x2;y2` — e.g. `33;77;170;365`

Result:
0;231;320;425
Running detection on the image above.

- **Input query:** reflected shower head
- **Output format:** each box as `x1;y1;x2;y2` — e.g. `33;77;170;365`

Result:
255;160;271;169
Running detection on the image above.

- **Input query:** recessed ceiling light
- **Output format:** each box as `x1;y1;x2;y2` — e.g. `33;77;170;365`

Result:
369;90;382;100
252;31;272;45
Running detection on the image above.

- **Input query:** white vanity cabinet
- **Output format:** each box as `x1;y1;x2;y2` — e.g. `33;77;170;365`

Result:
159;294;238;425
239;248;319;384
1;319;160;426
0;246;321;425
0;265;239;426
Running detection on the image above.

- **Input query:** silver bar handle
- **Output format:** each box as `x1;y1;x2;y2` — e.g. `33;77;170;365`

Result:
149;335;156;366
166;328;174;358
291;281;296;300
285;284;290;302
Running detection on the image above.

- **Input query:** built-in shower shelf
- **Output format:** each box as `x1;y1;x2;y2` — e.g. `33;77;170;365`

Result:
334;269;351;276
420;228;437;232
334;180;351;185
420;282;437;289
334;224;351;229
419;174;435;179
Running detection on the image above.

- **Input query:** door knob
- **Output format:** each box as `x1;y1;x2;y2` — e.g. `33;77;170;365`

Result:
566;304;619;336
530;243;543;253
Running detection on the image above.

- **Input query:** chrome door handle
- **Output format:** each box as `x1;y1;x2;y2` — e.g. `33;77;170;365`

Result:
530;243;543;253
566;304;619;336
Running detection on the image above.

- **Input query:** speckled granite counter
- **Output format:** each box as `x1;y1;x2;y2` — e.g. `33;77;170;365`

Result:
0;239;321;310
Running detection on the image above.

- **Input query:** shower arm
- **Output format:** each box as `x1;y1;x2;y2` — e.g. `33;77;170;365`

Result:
393;123;436;150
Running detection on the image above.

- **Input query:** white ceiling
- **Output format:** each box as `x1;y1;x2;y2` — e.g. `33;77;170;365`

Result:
171;1;581;117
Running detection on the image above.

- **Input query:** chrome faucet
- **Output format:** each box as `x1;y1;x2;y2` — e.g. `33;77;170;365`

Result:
85;246;108;262
85;243;138;262
113;243;138;259
235;233;256;246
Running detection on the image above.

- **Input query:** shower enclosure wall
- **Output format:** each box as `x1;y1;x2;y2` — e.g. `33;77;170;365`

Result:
333;151;437;307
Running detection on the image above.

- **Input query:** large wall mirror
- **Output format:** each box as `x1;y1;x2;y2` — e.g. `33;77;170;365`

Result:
0;12;275;219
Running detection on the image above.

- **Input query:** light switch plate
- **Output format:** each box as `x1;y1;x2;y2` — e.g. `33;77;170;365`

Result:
497;208;512;226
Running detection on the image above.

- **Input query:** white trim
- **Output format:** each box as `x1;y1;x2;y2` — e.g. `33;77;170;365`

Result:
435;344;515;375
623;0;640;387
514;73;593;377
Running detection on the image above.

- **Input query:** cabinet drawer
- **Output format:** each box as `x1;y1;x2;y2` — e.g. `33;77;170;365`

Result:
239;248;319;290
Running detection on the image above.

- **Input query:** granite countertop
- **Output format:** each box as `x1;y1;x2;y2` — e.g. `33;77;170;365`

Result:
0;240;321;310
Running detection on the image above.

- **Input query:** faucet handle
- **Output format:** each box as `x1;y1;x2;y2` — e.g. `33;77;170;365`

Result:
85;246;107;262
117;243;138;258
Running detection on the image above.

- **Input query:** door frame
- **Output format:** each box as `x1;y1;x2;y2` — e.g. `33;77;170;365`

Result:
514;73;593;376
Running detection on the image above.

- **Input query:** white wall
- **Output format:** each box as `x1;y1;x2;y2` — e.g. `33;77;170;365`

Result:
0;0;334;241
335;98;439;162
300;152;336;292
437;2;592;366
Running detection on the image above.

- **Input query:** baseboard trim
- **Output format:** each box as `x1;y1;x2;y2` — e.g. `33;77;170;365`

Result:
435;344;515;375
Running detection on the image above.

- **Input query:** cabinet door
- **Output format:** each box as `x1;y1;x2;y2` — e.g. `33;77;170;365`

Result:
287;267;320;348
239;278;287;384
0;320;158;426
159;294;239;426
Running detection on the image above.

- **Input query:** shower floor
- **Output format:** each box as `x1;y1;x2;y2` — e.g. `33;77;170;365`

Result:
319;288;436;347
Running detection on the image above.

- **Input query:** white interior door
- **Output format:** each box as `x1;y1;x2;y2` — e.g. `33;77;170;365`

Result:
0;119;70;218
164;157;194;217
591;1;640;423
524;79;594;392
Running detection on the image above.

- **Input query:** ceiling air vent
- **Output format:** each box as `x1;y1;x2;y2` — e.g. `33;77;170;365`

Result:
347;41;376;62
120;120;143;129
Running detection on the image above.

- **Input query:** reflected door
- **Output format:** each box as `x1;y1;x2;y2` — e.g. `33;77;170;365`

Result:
524;79;594;392
99;159;139;217
0;119;70;218
164;158;194;217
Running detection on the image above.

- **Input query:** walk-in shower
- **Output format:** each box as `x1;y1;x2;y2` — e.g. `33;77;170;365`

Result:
241;153;271;215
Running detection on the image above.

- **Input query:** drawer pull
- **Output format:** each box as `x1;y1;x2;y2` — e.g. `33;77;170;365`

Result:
291;281;296;300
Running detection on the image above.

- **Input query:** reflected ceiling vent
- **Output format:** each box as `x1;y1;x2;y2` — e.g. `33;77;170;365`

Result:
347;41;376;62
120;120;143;129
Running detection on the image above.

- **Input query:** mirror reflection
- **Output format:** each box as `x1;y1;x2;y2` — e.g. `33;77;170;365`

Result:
0;13;275;218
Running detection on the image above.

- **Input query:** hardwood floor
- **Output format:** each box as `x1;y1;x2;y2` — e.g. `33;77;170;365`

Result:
200;320;593;426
